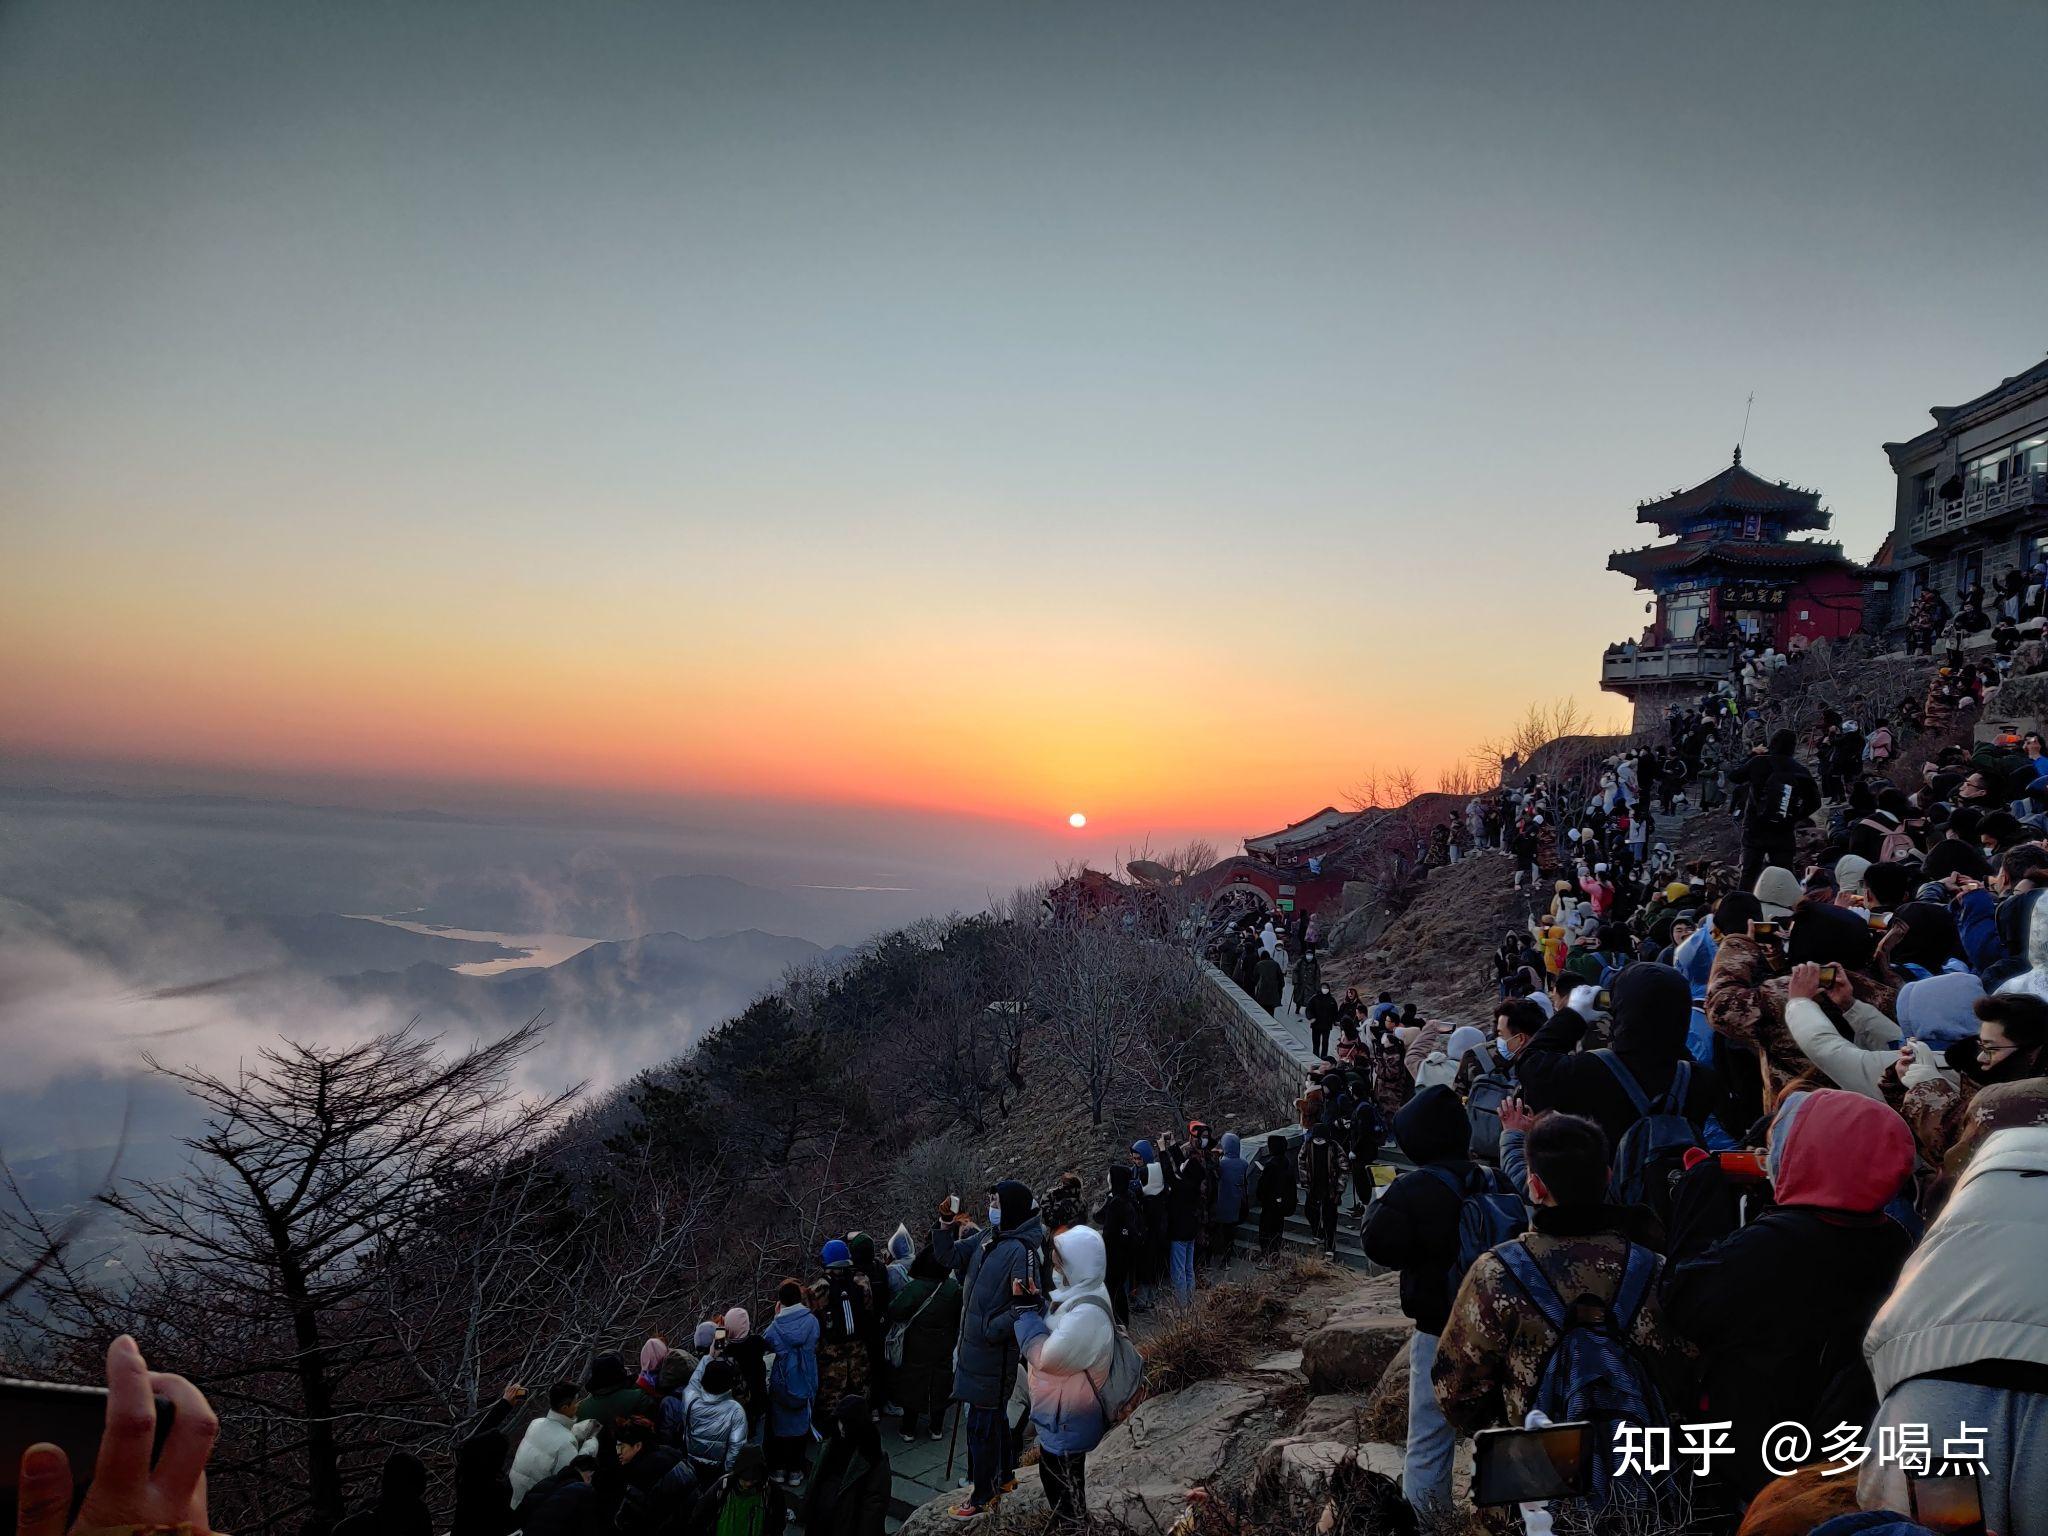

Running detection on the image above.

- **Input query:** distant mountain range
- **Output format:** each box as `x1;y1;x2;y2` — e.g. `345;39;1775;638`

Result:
336;928;851;1039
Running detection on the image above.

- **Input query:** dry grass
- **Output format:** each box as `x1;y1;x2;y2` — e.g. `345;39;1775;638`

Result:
1140;1279;1295;1396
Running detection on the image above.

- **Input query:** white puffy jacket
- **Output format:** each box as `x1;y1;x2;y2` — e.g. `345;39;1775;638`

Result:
509;1409;593;1503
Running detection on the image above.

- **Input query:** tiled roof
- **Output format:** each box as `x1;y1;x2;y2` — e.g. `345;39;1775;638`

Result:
1608;538;1852;584
1636;458;1828;530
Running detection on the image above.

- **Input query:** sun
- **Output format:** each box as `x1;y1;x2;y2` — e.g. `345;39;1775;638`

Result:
1068;812;1087;829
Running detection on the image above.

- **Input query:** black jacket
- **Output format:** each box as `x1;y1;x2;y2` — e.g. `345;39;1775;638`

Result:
1664;1206;1911;1499
1728;750;1820;838
1513;964;1723;1154
1359;1087;1472;1335
1161;1144;1211;1242
1094;1169;1144;1285
798;1437;891;1536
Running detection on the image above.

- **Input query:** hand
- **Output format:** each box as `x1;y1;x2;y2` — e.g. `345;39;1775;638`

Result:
1788;961;1822;1001
503;1382;529;1406
1825;969;1856;1010
1498;1096;1536;1136
1894;1043;1917;1081
16;1334;218;1536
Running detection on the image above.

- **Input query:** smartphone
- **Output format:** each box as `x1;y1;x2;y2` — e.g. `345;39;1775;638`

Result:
1908;1471;1986;1535
713;1326;728;1348
1818;964;1840;986
1471;1421;1592;1507
947;1195;961;1215
1749;920;1780;940
0;1378;176;1510
1594;990;1611;1013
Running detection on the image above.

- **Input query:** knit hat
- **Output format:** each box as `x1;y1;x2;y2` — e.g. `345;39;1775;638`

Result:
1664;882;1690;902
1834;854;1872;895
722;1306;752;1341
587;1353;628;1393
702;1357;739;1397
1752;865;1802;920
821;1238;852;1268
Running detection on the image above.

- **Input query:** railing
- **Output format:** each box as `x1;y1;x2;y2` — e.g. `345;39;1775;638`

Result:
1599;644;1738;686
1909;468;2048;539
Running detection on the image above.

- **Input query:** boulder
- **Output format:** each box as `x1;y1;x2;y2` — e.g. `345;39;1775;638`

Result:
1257;1437;1405;1499
1357;1345;1410;1443
1296;1393;1365;1444
1087;1378;1275;1527
1301;1313;1410;1393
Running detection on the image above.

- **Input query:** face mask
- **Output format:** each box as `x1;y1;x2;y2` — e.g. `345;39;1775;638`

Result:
1496;1036;1516;1059
988;1203;1002;1230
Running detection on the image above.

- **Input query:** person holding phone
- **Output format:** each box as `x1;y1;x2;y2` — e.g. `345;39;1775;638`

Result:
12;1335;219;1536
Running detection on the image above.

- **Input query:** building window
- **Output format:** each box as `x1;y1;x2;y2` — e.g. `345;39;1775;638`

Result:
1959;549;1984;595
1916;471;1937;513
1664;589;1708;641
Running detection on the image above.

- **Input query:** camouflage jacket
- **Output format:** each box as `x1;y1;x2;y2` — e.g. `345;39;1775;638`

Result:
1431;1206;1695;1439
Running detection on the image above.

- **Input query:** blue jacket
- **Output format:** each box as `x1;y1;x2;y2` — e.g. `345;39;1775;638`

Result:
763;1303;820;1438
1210;1133;1249;1222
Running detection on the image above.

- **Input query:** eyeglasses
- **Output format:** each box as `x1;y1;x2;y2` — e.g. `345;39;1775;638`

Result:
1976;1039;2017;1059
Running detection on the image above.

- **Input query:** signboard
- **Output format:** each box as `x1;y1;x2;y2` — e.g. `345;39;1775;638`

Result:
1722;581;1793;609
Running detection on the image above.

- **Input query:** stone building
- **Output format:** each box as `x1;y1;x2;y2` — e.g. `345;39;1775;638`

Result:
1877;356;2048;627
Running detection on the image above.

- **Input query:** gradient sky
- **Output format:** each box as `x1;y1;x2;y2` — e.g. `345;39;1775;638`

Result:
4;0;2046;853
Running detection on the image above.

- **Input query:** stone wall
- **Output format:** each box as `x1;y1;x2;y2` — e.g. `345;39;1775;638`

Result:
1199;962;1315;1130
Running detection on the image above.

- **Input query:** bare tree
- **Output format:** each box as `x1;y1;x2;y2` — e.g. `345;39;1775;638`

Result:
78;1024;574;1533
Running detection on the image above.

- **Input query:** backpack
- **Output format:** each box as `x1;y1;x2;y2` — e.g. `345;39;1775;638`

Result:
1595;1050;1701;1218
1421;1163;1528;1296
1071;1293;1145;1423
1494;1240;1679;1510
1462;1044;1516;1165
821;1270;867;1348
1857;815;1916;864
1747;759;1813;831
883;1280;945;1370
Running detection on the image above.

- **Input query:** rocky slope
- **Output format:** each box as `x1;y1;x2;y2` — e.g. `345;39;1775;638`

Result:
898;1265;1480;1536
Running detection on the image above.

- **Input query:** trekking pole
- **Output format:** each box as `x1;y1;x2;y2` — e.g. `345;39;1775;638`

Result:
945;1397;961;1482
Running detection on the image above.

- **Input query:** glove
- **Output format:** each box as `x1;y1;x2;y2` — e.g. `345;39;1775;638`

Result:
1568;984;1604;1018
1901;1039;1944;1089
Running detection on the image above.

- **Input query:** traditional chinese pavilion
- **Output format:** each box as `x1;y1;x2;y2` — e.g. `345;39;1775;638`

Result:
1600;447;1864;728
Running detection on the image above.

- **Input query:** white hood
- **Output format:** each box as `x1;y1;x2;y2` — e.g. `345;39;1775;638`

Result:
1035;1225;1115;1376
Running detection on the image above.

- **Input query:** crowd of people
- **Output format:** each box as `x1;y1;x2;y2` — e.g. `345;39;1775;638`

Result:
1265;678;2048;1534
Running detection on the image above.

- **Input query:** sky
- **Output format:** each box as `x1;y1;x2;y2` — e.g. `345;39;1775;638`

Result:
4;0;2046;856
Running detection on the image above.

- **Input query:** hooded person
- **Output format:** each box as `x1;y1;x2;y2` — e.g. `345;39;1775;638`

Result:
1997;884;2048;1002
1253;1132;1297;1255
1252;946;1285;1014
1895;970;1987;1049
715;1305;771;1433
637;1337;670;1396
333;1449;432;1536
1787;902;1878;972
1295;1118;1349;1260
947;1179;1044;1517
1091;1164;1143;1321
1359;1085;1492;1517
1013;1224;1118;1519
800;1396;892;1536
1515;961;1724;1156
885;1247;962;1441
884;1224;916;1295
762;1278;822;1484
1859;1115;2048;1536
1664;1090;1916;1500
1208;1132;1250;1266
